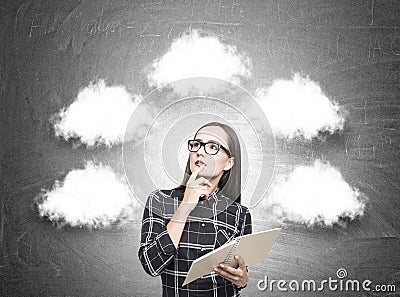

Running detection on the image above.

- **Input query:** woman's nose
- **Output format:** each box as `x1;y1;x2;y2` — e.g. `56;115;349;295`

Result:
196;145;206;155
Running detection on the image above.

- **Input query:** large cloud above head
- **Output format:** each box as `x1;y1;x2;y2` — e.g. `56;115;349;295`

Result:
147;29;252;89
35;162;138;228
52;79;142;147
255;73;346;140
265;160;367;227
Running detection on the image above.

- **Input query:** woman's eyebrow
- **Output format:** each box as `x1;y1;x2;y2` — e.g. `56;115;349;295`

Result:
194;138;220;144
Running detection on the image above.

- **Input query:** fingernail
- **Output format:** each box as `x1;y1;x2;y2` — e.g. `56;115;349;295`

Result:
235;255;238;259
219;264;224;268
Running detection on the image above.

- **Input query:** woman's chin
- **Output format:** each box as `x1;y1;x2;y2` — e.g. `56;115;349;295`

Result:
200;171;218;180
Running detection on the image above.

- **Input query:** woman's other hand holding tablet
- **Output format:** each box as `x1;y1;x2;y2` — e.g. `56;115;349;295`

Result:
213;254;249;289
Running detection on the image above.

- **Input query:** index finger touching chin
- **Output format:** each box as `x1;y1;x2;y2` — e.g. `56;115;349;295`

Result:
188;165;205;182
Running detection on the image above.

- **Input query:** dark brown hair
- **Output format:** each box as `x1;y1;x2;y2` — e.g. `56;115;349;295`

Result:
173;122;242;204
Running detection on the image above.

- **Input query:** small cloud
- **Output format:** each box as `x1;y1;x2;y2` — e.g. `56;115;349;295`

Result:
265;160;366;227
51;79;141;147
35;162;138;228
255;73;345;140
147;29;252;94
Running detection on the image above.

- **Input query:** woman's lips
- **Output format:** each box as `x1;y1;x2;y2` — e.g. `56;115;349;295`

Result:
195;160;206;166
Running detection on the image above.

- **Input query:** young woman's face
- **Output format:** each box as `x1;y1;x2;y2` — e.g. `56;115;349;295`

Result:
189;126;234;181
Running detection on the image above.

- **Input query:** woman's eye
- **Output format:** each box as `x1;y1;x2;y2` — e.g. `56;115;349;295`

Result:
193;142;200;148
210;144;218;150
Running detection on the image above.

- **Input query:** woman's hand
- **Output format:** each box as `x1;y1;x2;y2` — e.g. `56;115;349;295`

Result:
182;164;212;211
213;255;249;289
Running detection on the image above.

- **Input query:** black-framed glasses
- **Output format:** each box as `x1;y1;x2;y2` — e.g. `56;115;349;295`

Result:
188;139;232;157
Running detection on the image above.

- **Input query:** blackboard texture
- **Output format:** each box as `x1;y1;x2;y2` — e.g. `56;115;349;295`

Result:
1;0;400;296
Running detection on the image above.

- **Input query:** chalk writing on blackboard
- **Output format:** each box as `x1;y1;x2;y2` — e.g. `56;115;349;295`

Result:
29;13;43;38
368;34;400;59
80;18;123;37
28;11;64;38
277;0;334;25
23;0;400;63
369;0;375;25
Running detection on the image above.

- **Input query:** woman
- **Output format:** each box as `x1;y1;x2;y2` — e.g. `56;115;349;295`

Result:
138;122;252;297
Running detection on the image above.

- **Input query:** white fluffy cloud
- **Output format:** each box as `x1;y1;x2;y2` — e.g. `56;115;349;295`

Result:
35;162;138;228
265;160;366;226
52;80;141;147
147;30;252;90
256;73;345;140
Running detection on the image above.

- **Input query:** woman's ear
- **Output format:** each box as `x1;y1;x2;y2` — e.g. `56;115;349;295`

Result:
223;157;234;171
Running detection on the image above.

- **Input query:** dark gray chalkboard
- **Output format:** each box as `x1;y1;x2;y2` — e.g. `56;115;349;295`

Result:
1;0;399;296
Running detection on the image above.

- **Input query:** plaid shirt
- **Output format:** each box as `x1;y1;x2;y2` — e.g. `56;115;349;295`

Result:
138;187;252;297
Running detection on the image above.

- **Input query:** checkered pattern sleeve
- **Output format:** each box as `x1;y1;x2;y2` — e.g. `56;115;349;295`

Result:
237;206;252;292
241;206;252;236
138;190;178;277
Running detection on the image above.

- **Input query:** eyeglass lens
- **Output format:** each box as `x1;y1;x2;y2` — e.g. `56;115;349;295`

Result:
188;140;220;155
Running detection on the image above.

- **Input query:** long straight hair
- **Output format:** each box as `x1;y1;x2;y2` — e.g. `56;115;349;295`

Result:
173;122;242;204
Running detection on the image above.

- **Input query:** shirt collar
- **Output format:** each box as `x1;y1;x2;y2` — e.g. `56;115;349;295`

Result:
172;187;220;205
199;187;220;206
